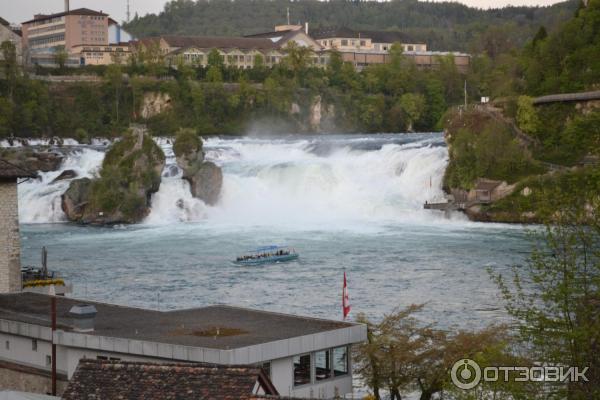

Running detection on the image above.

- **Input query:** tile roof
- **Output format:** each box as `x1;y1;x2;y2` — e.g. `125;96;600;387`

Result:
0;159;37;179
62;360;277;400
22;8;108;25
146;35;277;51
474;179;502;191
0;293;357;349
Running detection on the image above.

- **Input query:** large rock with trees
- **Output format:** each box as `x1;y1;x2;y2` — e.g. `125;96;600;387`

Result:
173;128;223;205
61;126;165;224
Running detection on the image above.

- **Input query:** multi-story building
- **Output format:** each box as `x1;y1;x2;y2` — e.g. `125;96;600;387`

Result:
312;27;426;54
69;18;134;66
0;17;23;64
21;8;109;66
135;36;288;69
311;27;470;72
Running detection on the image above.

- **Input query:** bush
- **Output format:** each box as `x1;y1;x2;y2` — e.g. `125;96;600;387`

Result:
444;109;544;189
173;127;201;158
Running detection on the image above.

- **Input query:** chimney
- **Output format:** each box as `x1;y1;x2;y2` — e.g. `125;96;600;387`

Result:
305;22;308;35
68;304;97;332
65;0;69;12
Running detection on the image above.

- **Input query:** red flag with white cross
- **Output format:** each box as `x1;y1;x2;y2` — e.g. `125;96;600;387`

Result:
343;271;351;320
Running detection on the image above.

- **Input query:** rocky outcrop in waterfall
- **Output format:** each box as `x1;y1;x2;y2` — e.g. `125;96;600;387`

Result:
61;178;91;221
173;128;223;205
0;148;63;173
61;126;165;224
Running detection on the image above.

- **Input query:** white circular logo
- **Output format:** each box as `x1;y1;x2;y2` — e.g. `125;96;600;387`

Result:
451;358;482;390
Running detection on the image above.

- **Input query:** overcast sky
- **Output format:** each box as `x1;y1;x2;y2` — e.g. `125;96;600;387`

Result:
2;0;567;25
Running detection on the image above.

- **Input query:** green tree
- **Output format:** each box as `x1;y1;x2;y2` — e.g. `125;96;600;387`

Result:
492;204;600;399
281;41;313;85
53;47;69;71
398;93;425;132
1;41;18;101
206;65;223;83
105;64;123;124
207;48;224;69
516;95;540;135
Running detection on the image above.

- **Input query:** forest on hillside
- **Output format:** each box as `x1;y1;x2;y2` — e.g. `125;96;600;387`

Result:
123;0;579;51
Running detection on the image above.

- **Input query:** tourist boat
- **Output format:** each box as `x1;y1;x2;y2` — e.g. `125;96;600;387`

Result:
234;246;299;265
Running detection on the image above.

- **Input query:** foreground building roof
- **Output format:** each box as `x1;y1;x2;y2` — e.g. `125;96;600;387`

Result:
0;293;364;362
62;360;277;400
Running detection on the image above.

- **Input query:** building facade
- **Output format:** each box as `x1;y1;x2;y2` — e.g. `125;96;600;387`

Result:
0;293;367;398
70;43;131;66
21;8;109;66
0;17;22;65
0;161;35;294
339;50;471;72
312;27;427;54
136;36;291;69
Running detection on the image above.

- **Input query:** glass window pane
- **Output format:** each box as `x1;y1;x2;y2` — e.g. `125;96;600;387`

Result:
315;350;332;381
333;346;348;376
261;362;271;379
293;354;311;386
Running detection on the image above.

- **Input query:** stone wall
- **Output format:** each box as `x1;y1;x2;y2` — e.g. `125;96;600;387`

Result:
0;180;22;293
0;362;68;395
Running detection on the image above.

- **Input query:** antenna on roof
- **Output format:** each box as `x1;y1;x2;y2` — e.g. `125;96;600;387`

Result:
126;0;131;22
286;7;290;25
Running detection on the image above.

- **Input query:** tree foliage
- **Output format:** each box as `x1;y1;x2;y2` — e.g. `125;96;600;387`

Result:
124;0;578;52
491;204;600;399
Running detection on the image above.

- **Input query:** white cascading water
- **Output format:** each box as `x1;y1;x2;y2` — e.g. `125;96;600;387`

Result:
18;149;105;223
11;135;449;226
148;135;449;226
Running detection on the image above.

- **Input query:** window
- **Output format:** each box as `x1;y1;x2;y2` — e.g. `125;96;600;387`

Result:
32;339;38;351
360;40;366;47
96;355;108;360
5;340;9;350
333;346;348;376
315;350;332;381
408;45;414;51
293;354;311;386
46;355;52;366
260;362;271;378
341;39;348;46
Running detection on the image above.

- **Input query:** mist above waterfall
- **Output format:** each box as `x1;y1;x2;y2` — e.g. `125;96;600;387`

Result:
15;133;450;228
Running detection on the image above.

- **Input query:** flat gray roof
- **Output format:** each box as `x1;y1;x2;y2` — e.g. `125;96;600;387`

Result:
0;293;356;350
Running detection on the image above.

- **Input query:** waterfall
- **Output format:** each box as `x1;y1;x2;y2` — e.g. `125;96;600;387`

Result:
18;149;104;223
12;134;449;226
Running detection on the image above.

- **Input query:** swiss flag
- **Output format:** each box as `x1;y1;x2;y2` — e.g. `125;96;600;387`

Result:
343;271;351;320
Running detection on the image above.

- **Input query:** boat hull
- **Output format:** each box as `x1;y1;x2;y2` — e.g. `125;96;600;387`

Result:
234;253;299;265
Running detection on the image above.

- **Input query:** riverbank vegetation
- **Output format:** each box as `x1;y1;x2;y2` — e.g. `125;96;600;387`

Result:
0;42;470;137
355;204;600;399
441;0;600;222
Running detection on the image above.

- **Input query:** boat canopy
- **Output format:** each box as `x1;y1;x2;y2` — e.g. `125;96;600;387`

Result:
247;245;291;254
